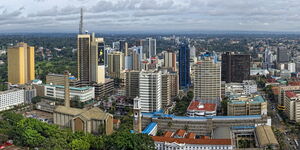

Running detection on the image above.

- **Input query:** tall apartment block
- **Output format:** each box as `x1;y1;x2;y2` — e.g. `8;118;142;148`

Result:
141;38;156;59
161;70;179;108
107;51;124;78
221;52;250;83
8;42;35;84
77;33;105;85
139;70;162;112
125;70;140;98
194;53;221;103
179;42;190;89
163;51;176;72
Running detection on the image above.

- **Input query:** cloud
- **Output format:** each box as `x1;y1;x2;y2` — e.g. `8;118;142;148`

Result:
1;0;300;32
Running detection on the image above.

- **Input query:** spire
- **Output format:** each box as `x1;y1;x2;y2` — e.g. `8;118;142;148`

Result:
79;8;83;34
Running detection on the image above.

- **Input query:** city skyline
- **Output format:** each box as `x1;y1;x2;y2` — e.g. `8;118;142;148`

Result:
1;0;300;33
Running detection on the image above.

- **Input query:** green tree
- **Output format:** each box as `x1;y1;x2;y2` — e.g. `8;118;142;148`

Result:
21;128;46;148
70;139;90;150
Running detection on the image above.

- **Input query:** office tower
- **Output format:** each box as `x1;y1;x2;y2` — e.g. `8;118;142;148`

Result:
141;38;156;59
119;40;127;54
8;42;35;84
163;51;176;71
132;50;140;70
221;52;250;83
125;55;133;70
125;70;140;98
263;48;274;69
179;42;190;89
277;46;289;63
107;51;124;78
169;72;179;99
139;70;162;112
77;33;105;85
190;45;196;58
194;53;221;103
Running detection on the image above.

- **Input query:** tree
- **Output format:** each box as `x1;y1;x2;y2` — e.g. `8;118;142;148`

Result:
1;111;24;126
71;96;83;108
221;97;229;115
70;139;90;150
21;128;45;148
187;91;194;100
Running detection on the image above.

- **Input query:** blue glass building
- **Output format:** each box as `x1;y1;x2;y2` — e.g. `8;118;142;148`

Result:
179;42;190;89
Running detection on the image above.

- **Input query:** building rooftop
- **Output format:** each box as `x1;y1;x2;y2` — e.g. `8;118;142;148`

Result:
228;95;265;105
285;91;297;98
187;101;216;112
142;122;157;134
45;84;92;91
0;89;23;95
142;111;262;121
174;129;186;137
163;131;174;138
255;125;279;147
152;136;232;145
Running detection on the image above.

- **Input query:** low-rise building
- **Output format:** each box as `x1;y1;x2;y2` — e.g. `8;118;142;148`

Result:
0;89;24;111
227;95;267;116
54;106;113;135
255;125;279;149
46;73;79;87
187;101;217;117
44;84;95;102
225;80;257;97
152;129;233;150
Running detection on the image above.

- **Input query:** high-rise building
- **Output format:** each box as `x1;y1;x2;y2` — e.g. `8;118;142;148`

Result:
107;51;124;78
77;33;105;85
8;42;35;84
139;70;162;112
194;53;221;103
179;42;190;89
125;70;140;98
263;48;274;69
141;38;156;59
163;51;176;71
277;46;290;63
161;73;171;108
221;52;250;83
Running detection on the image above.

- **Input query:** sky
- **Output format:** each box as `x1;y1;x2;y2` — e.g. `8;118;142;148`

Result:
1;0;300;33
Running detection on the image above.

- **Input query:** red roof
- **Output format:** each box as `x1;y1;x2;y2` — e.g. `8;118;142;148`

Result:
266;78;277;83
174;129;186;137
163;131;174;138
286;91;297;98
288;81;300;86
113;119;120;124
185;132;196;139
187;101;216;111
152;136;232;145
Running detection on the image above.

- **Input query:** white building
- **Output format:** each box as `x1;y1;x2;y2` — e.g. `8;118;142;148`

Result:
288;63;296;73
139;70;162;112
0;89;25;111
44;85;95;102
225;80;257;97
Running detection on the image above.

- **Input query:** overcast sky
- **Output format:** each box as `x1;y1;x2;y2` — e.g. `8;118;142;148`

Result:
1;0;300;33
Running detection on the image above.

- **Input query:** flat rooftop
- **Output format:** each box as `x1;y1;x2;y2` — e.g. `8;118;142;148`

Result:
187;101;216;112
45;84;92;91
228;95;265;104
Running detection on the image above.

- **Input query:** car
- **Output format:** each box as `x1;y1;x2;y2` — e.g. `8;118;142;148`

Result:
0;141;13;149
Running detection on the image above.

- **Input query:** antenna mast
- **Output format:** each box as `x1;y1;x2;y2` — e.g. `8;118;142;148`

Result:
79;8;83;34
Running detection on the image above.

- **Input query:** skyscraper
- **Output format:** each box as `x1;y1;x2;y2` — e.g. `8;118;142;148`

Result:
8;42;35;84
221;52;250;83
194;53;221;103
125;70;140;98
179;42;190;89
141;38;156;59
77;33;105;85
163;51;177;71
107;51;124;78
139;70;162;112
277;46;290;63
